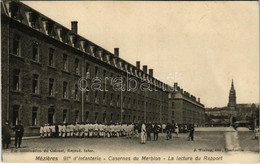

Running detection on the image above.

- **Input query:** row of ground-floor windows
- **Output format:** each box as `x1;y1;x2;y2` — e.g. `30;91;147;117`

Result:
10;105;161;126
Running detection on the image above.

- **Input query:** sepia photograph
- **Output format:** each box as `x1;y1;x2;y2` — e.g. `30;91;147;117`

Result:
1;0;259;163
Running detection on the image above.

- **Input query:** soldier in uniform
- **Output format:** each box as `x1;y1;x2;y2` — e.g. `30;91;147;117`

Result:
40;125;44;138
2;122;11;149
188;124;195;141
153;123;160;141
140;122;146;144
146;122;152;141
13;120;24;148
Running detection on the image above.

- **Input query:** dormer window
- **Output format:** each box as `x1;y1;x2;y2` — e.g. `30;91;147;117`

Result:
9;2;20;20
28;12;38;28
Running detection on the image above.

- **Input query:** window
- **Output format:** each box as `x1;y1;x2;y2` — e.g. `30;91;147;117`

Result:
95;67;98;77
123;115;125;122
75;110;79;123
32;107;38;126
86;63;90;77
110;113;113;122
13;34;20;56
85;111;89;122
117;95;120;107
172;102;175;107
95;91;98;103
32;74;39;94
128;98;131;108
123;96;125;107
13;69;20;91
75;58;79;75
95;112;98;123
63;82;68;98
109;56;113;64
49;78;54;96
110;93;113;106
103;70;106;79
63;110;67;123
48;48;54;67
86;89;89;101
117;114;120;122
103;113;106;123
32;42;39;62
75;84;78;100
48;108;55;124
103;92;106;104
12;105;19;126
128;115;131;122
63;54;68;71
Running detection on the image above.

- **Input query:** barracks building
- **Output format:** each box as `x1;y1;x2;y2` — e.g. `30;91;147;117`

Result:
1;1;205;135
168;83;205;126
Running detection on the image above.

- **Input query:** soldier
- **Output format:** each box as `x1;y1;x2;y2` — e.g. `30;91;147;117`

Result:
165;123;172;140
79;123;85;138
84;123;89;138
43;124;48;138
146;122;152;141
66;123;71;137
175;123;179;137
58;124;62;137
2;122;11;149
153;123;160;141
51;124;56;138
188;124;195;141
74;123;80;137
134;123;139;138
70;123;75;137
13;120;24;148
89;123;93;137
39;125;44;138
55;124;59;138
110;123;115;137
140;122;146;144
62;123;67;138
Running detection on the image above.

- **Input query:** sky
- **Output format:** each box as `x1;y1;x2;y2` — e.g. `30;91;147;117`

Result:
23;1;259;108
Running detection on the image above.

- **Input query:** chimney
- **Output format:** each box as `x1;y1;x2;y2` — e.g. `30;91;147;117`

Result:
174;82;178;89
198;98;200;103
143;65;147;73
114;48;119;57
149;69;153;76
136;61;140;69
71;21;78;34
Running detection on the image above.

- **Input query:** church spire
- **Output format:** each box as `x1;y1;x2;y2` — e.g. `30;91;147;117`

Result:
231;79;234;90
228;79;236;108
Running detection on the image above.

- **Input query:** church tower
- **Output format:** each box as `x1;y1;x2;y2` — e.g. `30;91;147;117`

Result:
228;79;236;108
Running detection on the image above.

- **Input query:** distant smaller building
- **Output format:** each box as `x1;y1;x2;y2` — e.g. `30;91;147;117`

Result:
168;83;205;126
205;80;259;127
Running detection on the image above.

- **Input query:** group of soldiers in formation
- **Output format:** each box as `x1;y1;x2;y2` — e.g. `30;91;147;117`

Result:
39;122;194;143
40;122;137;138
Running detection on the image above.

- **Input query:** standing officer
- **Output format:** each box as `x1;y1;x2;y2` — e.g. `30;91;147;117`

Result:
146;122;152;141
2;122;11;149
153;123;159;141
188;124;195;141
13;120;24;148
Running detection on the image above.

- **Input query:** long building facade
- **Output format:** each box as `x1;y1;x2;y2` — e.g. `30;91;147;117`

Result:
1;1;170;135
1;1;206;136
168;83;205;126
